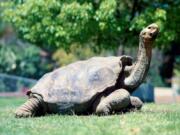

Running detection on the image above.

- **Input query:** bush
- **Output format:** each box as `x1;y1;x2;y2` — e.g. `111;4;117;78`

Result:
0;44;52;79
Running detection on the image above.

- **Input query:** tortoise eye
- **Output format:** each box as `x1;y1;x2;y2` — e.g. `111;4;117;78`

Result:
142;32;146;35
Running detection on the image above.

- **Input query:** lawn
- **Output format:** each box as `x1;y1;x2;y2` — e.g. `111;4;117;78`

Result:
0;97;180;135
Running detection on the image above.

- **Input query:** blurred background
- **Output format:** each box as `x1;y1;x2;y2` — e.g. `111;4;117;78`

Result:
0;0;179;103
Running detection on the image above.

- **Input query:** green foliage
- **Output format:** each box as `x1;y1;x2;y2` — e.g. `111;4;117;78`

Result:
0;45;17;72
2;0;180;50
0;44;52;79
174;56;180;77
130;8;177;49
0;1;8;36
2;0;96;49
53;43;110;66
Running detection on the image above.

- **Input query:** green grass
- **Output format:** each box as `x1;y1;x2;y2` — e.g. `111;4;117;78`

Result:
0;98;180;135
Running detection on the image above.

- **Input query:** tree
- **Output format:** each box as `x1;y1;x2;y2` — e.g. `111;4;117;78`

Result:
1;0;180;51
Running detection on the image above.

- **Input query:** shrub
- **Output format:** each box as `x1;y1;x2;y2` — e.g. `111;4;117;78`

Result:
0;44;52;79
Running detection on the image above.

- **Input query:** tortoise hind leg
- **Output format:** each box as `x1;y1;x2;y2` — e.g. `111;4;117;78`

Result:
15;94;46;118
93;89;130;115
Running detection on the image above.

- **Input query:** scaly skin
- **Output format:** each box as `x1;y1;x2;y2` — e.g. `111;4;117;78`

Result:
124;23;159;92
15;94;45;118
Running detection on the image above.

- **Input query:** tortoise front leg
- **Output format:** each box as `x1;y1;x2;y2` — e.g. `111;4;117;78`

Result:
15;94;46;118
92;89;143;115
128;96;143;111
92;89;131;115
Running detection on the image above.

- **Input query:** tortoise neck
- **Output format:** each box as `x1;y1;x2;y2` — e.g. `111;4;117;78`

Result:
124;37;152;90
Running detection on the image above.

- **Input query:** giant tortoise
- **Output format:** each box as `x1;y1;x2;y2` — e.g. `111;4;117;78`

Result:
15;23;159;117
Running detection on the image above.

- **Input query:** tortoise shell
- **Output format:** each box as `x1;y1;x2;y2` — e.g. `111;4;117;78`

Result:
30;56;123;113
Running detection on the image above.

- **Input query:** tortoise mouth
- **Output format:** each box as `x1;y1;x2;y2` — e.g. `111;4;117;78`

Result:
149;29;159;40
146;31;158;41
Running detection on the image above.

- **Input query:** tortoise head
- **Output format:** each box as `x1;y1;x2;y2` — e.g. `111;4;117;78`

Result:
140;23;159;44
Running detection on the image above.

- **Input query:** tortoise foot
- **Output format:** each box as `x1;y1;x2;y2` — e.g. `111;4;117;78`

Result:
15;109;33;118
128;96;143;111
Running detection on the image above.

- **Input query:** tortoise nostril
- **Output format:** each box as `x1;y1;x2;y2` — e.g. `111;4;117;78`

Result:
149;33;153;36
